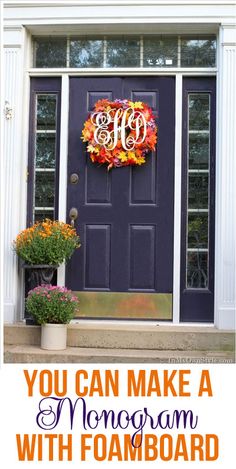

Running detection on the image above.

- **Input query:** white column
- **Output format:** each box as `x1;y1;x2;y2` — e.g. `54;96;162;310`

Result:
215;24;236;330
0;2;4;348
3;27;25;323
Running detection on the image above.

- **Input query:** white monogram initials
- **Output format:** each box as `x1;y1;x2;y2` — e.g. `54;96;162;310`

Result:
91;107;147;151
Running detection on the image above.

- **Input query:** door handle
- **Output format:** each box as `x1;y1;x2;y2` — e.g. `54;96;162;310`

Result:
70;173;79;184
69;207;78;227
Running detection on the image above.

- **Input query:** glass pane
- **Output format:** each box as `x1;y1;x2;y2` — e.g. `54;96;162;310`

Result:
106;37;140;67
188;174;209;209
34;210;54;223
188;213;208;249
187;252;208;288
37;95;57;130
35;38;67;68
36;134;56;168
34;172;55;207
186;91;211;289
189;133;209;169
70;37;103;67
181;36;216;67
189;94;210;130
143;36;178;67
32;92;58;223
33;34;216;69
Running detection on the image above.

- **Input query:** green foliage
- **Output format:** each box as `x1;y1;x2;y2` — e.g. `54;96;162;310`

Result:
26;285;79;324
13;219;80;265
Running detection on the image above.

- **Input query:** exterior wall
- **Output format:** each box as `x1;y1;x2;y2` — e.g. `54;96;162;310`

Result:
3;1;236;329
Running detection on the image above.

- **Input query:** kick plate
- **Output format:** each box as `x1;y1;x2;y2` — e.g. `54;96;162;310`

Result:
73;292;172;320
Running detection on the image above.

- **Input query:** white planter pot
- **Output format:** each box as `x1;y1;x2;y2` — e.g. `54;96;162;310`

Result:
41;324;67;351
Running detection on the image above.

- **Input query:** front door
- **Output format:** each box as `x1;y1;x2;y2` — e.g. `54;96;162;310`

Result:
66;77;175;319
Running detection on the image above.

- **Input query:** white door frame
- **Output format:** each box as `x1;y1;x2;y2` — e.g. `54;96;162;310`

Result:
3;20;235;329
28;69;215;326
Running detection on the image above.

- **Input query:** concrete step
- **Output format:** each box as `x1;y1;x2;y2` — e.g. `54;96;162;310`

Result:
4;345;235;364
4;323;235;352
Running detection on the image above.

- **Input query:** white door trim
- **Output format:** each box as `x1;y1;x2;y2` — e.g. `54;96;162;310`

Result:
57;74;69;287
172;74;183;324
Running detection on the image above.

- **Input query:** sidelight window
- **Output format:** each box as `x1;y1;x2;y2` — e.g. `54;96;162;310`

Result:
186;93;211;289
28;79;61;225
33;94;58;222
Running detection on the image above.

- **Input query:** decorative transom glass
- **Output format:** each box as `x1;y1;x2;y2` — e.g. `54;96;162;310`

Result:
186;93;211;289
33;35;216;69
33;94;58;222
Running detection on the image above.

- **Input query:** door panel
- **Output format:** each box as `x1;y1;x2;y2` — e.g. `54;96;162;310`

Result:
129;225;156;290
85;224;111;289
66;77;175;318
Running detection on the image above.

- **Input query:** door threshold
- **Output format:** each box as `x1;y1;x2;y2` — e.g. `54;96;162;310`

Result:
71;319;215;327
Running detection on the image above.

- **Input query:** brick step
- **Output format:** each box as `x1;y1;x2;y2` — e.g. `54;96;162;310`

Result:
4;323;235;352
4;345;235;364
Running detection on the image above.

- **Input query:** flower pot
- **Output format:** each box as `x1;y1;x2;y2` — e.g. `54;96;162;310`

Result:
41;323;67;351
23;264;58;290
23;264;58;324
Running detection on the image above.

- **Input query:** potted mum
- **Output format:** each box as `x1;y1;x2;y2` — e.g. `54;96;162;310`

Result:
13;219;80;324
26;285;79;350
13;218;80;287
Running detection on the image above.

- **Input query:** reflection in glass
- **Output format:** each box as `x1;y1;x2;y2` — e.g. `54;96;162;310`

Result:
33;92;58;222
186;92;211;289
188;213;208;250
34;210;54;223
188;174;209;209
106;37;140;67
143;36;178;67
70;38;104;67
187;252;208;288
35;172;55;208
36;134;56;168
189;133;209;169
34;35;216;69
181;36;216;67
35;37;67;68
37;95;57;130
189;94;210;130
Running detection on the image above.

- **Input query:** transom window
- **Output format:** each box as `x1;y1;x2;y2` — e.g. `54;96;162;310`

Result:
33;35;216;69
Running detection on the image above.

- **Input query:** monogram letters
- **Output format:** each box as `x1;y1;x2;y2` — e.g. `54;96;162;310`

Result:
91;107;147;151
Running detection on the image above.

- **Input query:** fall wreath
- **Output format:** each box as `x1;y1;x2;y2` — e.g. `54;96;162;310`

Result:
81;99;157;170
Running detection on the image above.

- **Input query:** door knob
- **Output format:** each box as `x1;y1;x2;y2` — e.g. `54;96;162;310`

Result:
70;173;79;184
69;207;78;227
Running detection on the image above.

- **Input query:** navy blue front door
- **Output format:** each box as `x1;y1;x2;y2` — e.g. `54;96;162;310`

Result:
66;77;175;309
